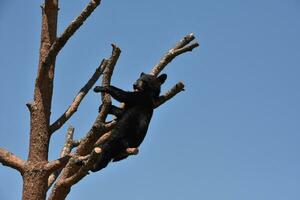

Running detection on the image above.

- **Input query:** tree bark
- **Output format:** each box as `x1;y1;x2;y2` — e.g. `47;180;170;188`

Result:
22;0;58;199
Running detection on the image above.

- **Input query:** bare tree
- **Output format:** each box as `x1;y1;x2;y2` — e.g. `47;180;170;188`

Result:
0;1;198;200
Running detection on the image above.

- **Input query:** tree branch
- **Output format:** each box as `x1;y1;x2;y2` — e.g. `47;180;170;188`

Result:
154;82;185;108
50;59;106;133
173;33;197;49
45;155;72;173
0;148;26;174
151;33;199;76
43;0;102;66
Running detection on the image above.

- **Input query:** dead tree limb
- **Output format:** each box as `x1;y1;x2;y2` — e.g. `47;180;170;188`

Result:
151;33;199;76
50;59;106;134
45;155;72;174
0;148;26;174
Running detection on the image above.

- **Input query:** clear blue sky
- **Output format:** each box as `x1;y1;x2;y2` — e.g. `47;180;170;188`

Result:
1;0;300;199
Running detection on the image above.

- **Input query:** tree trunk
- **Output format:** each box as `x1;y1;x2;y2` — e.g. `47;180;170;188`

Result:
22;170;49;200
22;1;58;199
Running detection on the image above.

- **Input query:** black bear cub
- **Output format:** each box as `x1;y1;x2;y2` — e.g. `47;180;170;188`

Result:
91;72;167;172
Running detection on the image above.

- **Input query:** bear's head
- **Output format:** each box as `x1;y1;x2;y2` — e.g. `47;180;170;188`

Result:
133;73;167;98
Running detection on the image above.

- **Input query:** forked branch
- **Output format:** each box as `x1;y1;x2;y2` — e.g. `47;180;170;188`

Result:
151;33;199;76
43;0;102;66
151;33;199;106
154;82;185;108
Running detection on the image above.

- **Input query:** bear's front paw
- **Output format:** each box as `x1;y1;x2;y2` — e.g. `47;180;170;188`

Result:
94;86;108;93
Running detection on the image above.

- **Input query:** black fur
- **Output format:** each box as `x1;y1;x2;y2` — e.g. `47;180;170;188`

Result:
91;73;167;172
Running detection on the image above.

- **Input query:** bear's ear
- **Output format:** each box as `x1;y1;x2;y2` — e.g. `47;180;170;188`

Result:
157;74;167;84
140;72;146;77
